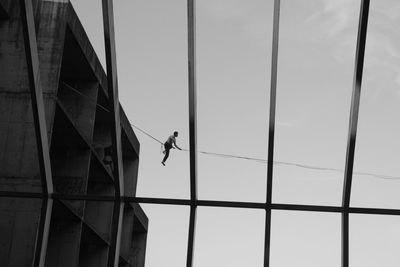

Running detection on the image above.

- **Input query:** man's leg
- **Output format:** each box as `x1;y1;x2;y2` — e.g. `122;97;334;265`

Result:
162;148;170;164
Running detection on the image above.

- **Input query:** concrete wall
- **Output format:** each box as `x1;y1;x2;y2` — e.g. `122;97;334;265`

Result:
0;0;42;193
0;197;42;267
0;1;148;266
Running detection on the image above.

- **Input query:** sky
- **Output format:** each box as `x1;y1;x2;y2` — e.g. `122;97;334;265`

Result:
69;0;400;266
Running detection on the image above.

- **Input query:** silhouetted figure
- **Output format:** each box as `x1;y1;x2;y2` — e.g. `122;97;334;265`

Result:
103;145;113;171
162;131;182;166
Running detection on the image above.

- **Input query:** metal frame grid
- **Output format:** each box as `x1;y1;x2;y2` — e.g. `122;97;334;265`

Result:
6;0;400;266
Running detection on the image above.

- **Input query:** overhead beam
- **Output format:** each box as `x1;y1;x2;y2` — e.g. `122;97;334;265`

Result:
19;0;53;196
33;199;53;267
102;0;124;197
341;1;370;267
266;0;280;206
342;0;370;210
19;1;54;266
187;0;198;203
102;1;125;265
186;0;198;266
265;0;280;266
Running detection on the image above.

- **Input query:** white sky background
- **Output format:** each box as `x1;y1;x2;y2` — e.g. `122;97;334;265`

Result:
69;0;400;266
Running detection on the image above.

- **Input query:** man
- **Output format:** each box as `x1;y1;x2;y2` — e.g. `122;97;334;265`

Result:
162;131;182;165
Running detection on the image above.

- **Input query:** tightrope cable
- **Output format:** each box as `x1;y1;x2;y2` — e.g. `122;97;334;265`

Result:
130;124;400;181
129;123;163;145
61;82;400;181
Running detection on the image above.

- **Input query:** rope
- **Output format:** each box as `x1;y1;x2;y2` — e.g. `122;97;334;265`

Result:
61;83;400;181
129;123;163;145
130;126;400;181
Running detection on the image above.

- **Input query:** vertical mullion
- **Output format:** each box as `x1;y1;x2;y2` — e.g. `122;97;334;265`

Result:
108;201;125;267
187;0;198;266
264;209;272;267
19;0;54;266
264;0;280;266
187;0;198;202
102;1;124;266
33;198;53;267
342;211;349;267
102;0;124;197
341;1;370;267
19;0;53;195
186;206;197;267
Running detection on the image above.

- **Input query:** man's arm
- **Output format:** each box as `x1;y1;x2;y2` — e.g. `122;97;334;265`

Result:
173;140;182;150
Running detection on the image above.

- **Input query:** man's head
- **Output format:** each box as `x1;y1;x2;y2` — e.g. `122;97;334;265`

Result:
174;131;178;137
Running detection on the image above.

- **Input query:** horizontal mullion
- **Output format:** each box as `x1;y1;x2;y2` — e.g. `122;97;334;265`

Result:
271;203;342;213
197;200;265;209
53;193;116;202
6;192;400;216
349;207;400;216
127;197;191;206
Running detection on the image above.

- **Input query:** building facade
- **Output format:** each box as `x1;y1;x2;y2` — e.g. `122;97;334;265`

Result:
0;0;147;266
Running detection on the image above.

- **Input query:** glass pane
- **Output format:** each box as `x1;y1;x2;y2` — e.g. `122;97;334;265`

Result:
115;0;190;199
350;214;400;267
197;0;273;202
273;164;343;205
47;199;85;266
270;210;341;267
70;0;106;67
351;0;400;209
141;204;189;267
0;197;42;266
194;207;264;267
273;0;360;205
120;203;147;266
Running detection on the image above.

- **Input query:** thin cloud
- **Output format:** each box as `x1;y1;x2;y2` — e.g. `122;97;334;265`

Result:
304;0;400;97
305;0;359;39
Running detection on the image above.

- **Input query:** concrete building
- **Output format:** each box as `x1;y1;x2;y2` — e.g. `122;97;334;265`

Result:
0;0;148;266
